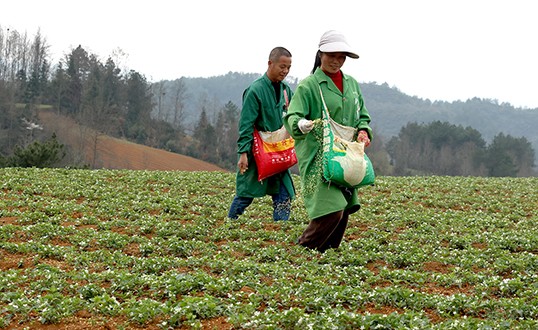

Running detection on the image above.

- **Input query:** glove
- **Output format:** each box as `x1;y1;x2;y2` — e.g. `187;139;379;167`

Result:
298;119;314;134
357;130;371;147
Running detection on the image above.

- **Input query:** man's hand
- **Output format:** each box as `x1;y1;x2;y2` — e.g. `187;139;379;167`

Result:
357;130;370;147
238;153;248;174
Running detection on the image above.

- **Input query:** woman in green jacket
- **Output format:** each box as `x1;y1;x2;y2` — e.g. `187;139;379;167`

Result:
284;31;372;252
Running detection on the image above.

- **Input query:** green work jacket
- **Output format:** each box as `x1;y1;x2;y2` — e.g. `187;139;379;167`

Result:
235;73;296;199
284;68;372;219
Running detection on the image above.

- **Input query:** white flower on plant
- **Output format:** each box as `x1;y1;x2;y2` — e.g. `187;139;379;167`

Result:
22;117;43;130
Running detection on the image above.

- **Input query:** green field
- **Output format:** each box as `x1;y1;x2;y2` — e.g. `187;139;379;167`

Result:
1;168;537;329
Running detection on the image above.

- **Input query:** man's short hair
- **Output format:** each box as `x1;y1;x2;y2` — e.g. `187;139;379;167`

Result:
269;47;292;61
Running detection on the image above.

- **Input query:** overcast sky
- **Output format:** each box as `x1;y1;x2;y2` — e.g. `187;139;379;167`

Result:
2;0;537;108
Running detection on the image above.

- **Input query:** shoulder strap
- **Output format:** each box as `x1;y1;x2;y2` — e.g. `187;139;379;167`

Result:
319;86;329;120
320;86;357;141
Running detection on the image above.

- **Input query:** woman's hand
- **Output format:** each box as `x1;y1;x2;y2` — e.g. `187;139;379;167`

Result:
298;119;314;134
357;130;370;147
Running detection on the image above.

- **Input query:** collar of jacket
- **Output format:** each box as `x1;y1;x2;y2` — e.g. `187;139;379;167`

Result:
314;68;349;96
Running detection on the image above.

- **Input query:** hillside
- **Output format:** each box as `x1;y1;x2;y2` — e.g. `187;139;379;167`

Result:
37;110;226;172
160;73;538;162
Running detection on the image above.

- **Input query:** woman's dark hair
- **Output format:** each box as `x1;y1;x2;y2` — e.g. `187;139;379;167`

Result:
311;50;322;74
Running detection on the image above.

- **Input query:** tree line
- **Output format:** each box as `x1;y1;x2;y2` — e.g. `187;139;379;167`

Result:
385;121;535;176
0;27;238;170
0;27;535;176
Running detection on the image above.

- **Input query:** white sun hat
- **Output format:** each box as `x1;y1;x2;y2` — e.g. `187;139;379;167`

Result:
318;30;359;59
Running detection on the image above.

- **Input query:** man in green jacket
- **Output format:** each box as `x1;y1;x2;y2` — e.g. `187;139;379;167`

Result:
228;47;296;221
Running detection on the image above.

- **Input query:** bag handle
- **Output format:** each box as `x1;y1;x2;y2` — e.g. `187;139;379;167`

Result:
319;86;358;141
318;86;329;120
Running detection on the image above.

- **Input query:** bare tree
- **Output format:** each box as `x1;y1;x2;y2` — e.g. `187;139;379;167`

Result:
154;81;167;121
172;78;188;132
0;27;30;82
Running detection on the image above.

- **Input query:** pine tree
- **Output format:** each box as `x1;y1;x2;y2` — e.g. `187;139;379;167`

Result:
7;133;66;168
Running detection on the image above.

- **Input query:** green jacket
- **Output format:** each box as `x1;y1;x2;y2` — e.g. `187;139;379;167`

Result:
284;68;372;219
235;73;296;199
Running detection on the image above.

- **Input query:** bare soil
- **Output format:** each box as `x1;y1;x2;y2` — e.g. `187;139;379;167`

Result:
37;110;225;172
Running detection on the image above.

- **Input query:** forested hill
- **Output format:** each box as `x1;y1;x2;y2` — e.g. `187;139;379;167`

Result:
362;82;537;143
2;31;534;175
158;72;538;157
